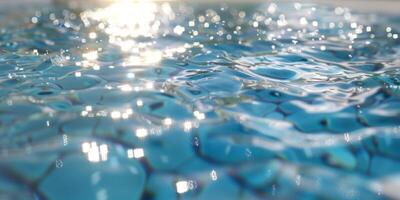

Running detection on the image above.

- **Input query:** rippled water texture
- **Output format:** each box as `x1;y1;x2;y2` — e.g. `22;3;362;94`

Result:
0;1;400;199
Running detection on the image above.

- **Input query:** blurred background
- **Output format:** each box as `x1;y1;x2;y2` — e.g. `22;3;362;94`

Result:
2;0;400;14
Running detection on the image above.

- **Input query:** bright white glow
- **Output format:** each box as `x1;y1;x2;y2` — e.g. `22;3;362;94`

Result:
176;181;189;194
88;145;100;162
99;144;108;161
335;7;344;15
111;111;121;119
193;111;205;120
83;1;159;38
252;21;259;28
127;148;144;159
93;65;100;70
344;133;351;143
31;17;38;24
81;0;177;67
136;99;144;107
210;170;218;181
126;108;133;115
82;142;108;162
89;32;97;39
85;105;92;111
164;117;173;126
136;128;148;138
81;110;88;116
127;149;134;158
118;84;133;92
267;3;277;14
173;25;185;35
127;73;135;78
145;81;154;89
183;121;192;132
294;3;302;10
82;142;91;153
133;148;144;158
83;51;98;61
188;20;195;27
299;17;308;25
122;113;129;119
123;50;163;66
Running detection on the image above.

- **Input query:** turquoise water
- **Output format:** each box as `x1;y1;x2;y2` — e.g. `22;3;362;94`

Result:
0;1;400;199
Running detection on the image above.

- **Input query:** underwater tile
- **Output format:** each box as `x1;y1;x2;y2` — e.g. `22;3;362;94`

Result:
237;162;280;189
354;148;370;173
361;102;400;127
370;156;400;177
236;101;277;117
61;117;98;136
323;148;357;170
1;154;57;181
375;136;400;159
287;112;327;133
195;74;241;95
142;128;195;171
137;93;193;120
199;138;275;164
244;89;295;103
48;100;73;111
265;112;285;120
177;157;215;175
145;173;178;200
0;63;15;73
326;113;363;133
0;176;36;200
39;153;145;200
252;67;296;80
55;75;102;90
197;175;240;200
279;101;303;115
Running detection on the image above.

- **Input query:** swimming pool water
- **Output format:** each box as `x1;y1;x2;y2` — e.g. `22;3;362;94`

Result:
0;1;399;199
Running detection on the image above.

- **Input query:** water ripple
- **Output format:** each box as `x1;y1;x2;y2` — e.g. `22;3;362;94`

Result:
0;1;399;199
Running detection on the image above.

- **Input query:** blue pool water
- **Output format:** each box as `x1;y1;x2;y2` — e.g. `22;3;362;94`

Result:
0;1;400;199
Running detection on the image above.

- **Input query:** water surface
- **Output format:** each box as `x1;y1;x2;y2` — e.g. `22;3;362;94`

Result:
0;1;400;200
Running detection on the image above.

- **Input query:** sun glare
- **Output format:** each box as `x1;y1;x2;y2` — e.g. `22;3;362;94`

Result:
81;0;180;67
